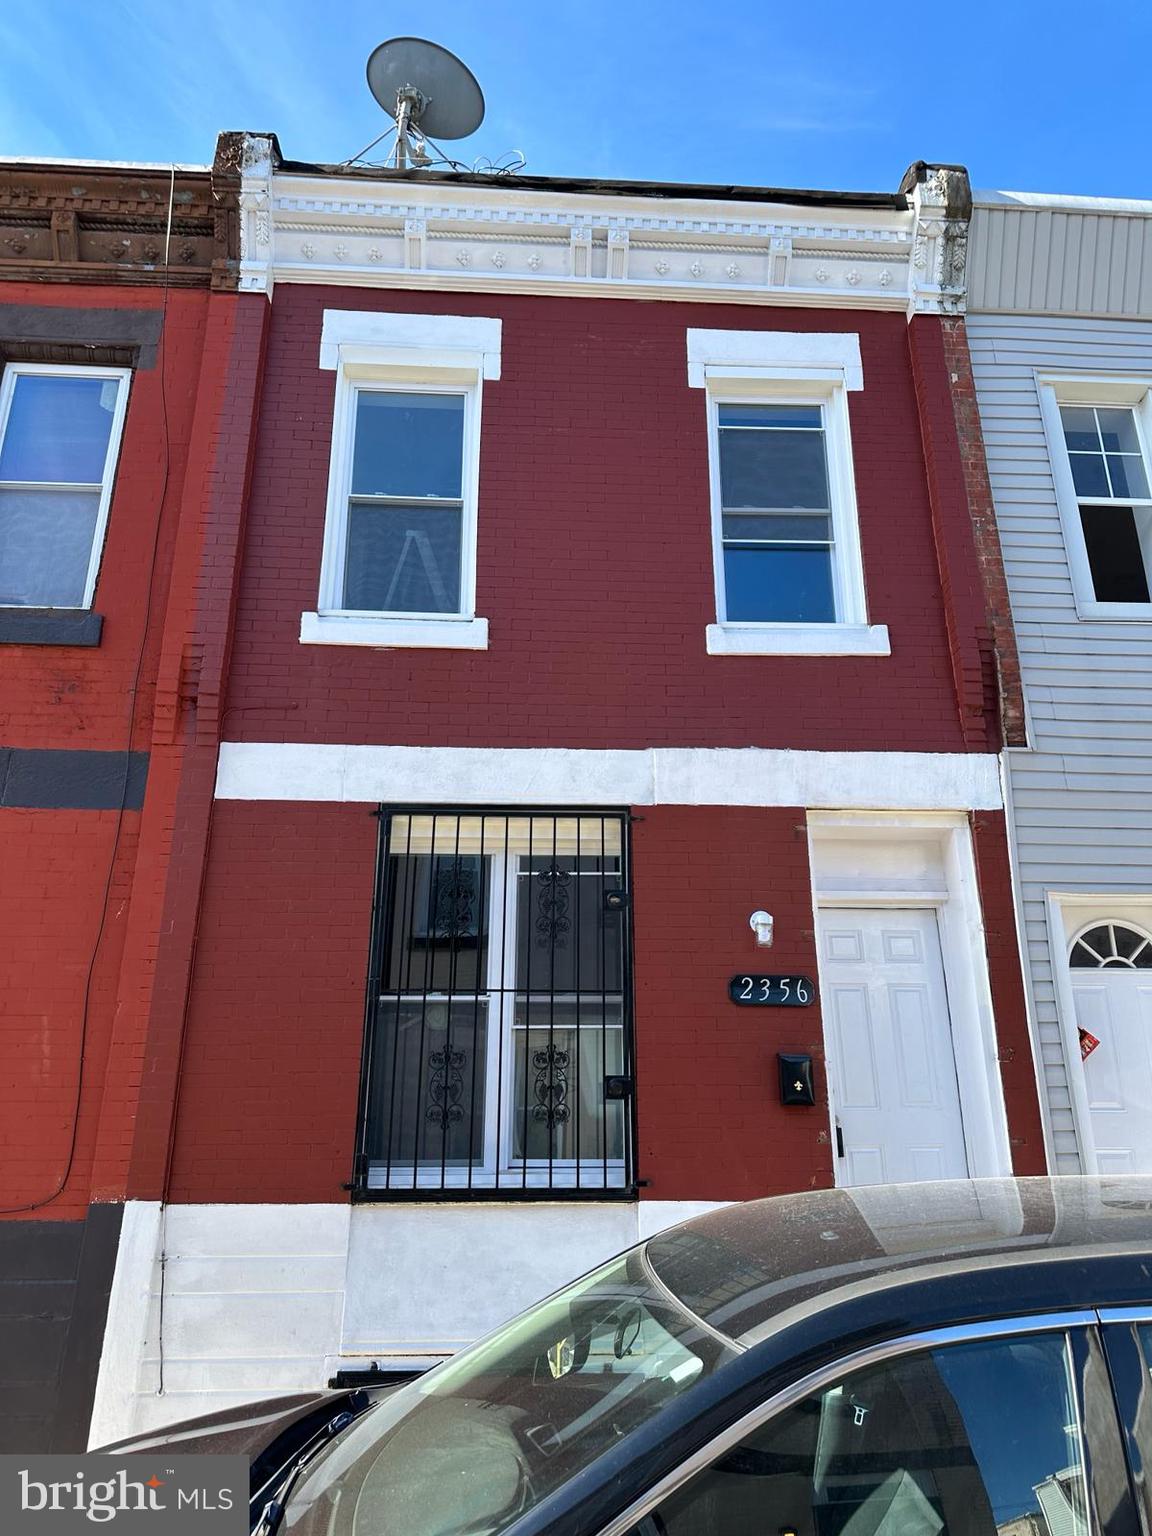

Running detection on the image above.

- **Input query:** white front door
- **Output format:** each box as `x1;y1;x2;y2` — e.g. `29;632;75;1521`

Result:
818;908;969;1187
1074;973;1152;1172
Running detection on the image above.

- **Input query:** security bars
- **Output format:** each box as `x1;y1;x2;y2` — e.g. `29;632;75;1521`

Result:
354;809;636;1198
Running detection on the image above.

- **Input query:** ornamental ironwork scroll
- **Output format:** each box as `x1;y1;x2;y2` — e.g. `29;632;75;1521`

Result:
535;864;572;950
432;858;478;939
426;1046;467;1129
531;1043;571;1128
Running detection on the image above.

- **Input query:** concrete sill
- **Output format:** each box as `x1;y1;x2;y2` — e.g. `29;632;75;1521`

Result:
300;613;489;650
706;622;891;656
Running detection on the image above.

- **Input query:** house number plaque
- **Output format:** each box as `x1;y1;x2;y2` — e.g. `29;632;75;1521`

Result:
729;974;815;1007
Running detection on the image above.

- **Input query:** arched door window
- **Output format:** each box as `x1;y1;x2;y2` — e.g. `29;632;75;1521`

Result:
1069;920;1152;969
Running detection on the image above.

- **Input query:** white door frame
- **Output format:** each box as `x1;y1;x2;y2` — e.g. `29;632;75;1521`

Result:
809;811;1014;1184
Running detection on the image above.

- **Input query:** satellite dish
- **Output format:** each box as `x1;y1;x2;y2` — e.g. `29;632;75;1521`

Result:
365;38;485;168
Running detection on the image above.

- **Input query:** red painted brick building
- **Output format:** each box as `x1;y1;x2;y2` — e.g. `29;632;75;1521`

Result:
1;134;1043;1447
0;144;246;1450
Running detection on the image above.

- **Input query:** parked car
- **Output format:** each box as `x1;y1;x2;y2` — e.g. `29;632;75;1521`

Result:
101;1177;1152;1536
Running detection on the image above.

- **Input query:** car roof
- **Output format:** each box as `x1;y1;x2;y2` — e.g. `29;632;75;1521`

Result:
645;1176;1152;1346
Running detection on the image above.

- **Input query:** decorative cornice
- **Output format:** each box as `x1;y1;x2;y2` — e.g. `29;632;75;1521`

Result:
0;140;243;291
236;141;970;317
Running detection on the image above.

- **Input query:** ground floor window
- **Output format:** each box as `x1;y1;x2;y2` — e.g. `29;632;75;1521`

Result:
355;809;635;1196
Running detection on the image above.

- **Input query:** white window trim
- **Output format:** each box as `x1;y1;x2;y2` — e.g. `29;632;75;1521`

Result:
0;361;131;610
304;310;501;650
1036;372;1152;622
696;372;887;656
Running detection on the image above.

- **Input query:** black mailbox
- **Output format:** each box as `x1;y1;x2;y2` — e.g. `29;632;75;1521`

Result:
778;1053;815;1107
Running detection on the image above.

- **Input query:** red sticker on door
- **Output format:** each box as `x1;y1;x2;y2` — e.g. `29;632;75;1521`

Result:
1079;1027;1101;1061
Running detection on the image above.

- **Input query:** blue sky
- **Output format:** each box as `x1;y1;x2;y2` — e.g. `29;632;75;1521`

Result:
3;1;1150;199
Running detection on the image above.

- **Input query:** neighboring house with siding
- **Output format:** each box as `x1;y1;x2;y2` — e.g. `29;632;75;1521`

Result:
968;191;1152;1174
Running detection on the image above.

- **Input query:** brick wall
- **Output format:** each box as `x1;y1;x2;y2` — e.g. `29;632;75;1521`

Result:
941;319;1027;748
92;292;271;1206
165;800;373;1204
971;809;1047;1174
0;284;209;751
0;283;211;1221
632;806;831;1200
0;812;138;1217
164;799;1045;1204
222;288;985;754
167;800;830;1204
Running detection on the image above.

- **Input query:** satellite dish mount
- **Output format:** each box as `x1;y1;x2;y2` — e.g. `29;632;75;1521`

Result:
392;84;430;169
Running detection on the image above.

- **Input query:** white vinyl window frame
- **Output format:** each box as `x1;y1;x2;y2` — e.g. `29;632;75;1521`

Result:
303;310;501;650
1037;373;1152;622
686;328;889;656
0;361;131;610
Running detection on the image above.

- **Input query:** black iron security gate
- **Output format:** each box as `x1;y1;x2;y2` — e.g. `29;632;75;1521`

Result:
353;808;636;1198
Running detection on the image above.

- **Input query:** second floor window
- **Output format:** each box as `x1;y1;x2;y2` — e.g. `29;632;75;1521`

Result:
0;364;130;608
1059;403;1152;605
716;402;836;623
341;388;467;615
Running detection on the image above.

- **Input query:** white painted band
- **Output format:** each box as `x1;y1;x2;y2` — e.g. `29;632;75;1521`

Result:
215;744;1003;810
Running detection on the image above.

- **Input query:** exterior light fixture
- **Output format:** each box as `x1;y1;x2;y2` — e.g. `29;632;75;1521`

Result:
749;910;774;947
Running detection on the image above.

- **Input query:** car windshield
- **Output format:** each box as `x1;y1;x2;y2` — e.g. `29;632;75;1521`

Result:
280;1246;738;1536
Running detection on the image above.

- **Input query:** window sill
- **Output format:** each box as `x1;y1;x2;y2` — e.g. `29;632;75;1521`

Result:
705;622;890;656
1075;599;1152;622
300;612;489;650
0;608;103;646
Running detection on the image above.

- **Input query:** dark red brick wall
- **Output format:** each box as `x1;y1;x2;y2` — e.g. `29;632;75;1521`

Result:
164;801;1045;1203
943;319;1027;748
971;809;1047;1175
167;800;831;1203
223;288;985;754
632;806;831;1200
92;293;271;1206
165;800;373;1203
907;315;1001;753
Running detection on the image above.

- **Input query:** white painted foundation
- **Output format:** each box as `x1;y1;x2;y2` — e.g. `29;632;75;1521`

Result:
88;1199;725;1447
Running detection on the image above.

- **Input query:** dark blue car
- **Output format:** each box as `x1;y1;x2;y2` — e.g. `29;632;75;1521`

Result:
103;1177;1152;1536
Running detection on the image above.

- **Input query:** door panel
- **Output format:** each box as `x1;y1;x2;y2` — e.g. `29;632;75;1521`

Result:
819;909;967;1187
1074;977;1152;1172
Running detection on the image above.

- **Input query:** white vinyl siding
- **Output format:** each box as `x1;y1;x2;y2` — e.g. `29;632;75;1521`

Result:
968;308;1152;1172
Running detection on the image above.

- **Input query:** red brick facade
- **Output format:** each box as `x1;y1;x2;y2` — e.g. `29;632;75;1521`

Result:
0;284;216;1218
0;140;1049;1457
157;802;1046;1205
0;277;1045;1216
227;289;970;752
